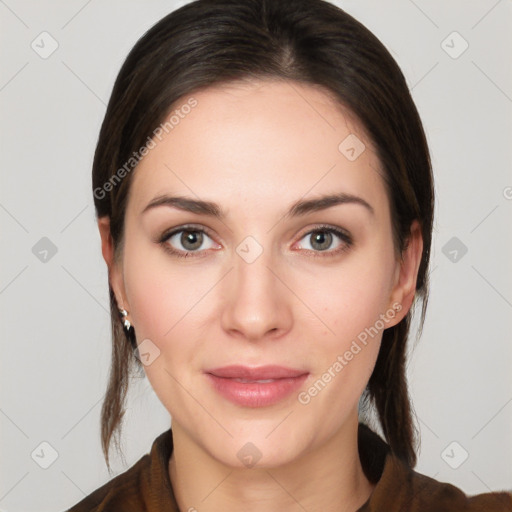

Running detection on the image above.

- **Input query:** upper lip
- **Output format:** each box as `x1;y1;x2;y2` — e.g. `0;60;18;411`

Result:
206;365;308;380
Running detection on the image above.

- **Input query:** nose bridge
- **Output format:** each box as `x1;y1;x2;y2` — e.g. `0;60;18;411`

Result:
220;238;292;340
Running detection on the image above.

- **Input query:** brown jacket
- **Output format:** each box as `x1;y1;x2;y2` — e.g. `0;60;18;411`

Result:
66;423;512;511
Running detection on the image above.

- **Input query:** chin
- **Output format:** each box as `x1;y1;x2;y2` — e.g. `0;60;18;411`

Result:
216;443;300;470
203;425;309;470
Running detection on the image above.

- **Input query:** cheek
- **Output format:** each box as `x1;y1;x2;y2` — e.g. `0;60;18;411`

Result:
123;238;207;341
121;240;221;400
293;236;396;403
121;245;207;412
295;269;391;421
305;245;396;344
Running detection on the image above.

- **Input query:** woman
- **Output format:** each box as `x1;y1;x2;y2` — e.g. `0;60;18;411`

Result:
67;0;512;510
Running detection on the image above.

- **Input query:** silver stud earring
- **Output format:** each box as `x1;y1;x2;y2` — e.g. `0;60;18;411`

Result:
119;308;131;330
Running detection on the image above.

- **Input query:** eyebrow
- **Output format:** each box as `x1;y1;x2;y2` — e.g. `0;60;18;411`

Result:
141;192;374;218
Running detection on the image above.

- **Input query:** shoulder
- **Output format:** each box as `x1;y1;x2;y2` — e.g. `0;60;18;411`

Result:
406;464;512;511
365;454;512;511
64;453;150;512
357;424;512;511
64;427;176;512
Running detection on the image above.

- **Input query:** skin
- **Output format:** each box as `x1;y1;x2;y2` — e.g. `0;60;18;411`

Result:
98;79;423;512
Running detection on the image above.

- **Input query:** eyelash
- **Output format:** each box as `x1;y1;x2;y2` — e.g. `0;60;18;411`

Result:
158;224;353;259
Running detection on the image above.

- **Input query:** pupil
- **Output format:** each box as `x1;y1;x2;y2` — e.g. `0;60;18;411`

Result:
312;231;332;251
181;231;202;250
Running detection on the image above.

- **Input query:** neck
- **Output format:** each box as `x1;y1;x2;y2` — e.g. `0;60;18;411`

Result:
168;416;375;512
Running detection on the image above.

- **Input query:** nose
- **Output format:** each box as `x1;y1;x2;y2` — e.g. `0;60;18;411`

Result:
220;247;293;342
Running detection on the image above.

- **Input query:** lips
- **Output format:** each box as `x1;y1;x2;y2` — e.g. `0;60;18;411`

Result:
205;365;309;407
205;365;308;380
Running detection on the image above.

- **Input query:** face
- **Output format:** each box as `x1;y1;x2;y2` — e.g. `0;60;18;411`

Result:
104;79;420;469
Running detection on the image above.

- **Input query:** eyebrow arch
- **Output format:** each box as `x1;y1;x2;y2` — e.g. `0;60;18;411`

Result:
288;192;374;217
141;192;374;218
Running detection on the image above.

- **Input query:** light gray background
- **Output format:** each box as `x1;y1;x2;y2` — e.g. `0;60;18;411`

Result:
1;1;511;511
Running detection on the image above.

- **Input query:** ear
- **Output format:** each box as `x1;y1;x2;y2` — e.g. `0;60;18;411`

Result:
97;217;130;312
386;219;423;327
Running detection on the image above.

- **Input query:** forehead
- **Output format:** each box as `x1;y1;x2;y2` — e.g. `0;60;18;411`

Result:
128;79;388;218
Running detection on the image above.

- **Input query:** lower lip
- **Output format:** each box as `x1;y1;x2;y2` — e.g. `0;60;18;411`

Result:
206;374;309;407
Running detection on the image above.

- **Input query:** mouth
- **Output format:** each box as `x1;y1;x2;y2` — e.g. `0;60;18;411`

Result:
204;365;309;407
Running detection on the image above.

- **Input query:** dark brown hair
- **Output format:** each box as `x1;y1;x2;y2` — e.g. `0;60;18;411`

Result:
92;0;434;473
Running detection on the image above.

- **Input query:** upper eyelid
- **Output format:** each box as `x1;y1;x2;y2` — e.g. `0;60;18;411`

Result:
160;223;216;240
294;224;352;244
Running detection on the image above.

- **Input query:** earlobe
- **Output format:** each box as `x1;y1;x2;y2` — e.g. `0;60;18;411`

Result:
97;217;129;311
387;220;423;326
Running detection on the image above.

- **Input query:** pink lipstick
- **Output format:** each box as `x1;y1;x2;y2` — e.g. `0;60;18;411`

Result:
205;365;309;407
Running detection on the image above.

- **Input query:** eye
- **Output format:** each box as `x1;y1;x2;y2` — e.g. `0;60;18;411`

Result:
295;225;353;256
158;224;352;259
159;225;220;257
